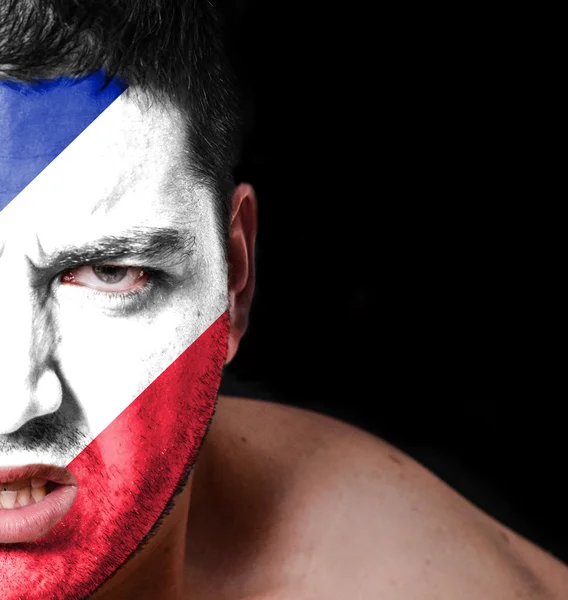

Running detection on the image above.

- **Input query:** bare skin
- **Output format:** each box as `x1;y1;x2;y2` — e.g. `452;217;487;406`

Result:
92;395;568;600
7;91;559;598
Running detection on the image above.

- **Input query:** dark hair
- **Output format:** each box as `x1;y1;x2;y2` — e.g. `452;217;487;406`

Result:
0;0;242;246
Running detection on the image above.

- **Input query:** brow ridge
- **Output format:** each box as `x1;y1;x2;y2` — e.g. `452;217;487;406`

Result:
33;226;196;271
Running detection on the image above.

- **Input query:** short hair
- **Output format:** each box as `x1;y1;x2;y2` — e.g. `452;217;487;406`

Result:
0;0;242;246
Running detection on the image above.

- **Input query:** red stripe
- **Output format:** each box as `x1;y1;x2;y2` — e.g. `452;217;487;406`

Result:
1;312;229;600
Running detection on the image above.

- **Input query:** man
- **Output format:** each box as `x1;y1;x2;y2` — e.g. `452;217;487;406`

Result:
0;2;566;599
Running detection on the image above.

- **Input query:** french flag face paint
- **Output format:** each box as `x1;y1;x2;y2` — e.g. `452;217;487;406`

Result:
0;73;229;598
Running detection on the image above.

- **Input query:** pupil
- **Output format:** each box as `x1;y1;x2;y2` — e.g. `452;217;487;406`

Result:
93;266;127;284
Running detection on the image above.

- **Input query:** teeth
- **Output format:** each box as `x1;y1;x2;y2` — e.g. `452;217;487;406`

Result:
31;486;47;503
0;485;48;509
1;477;49;491
17;487;31;507
0;472;56;509
1;479;29;491
0;490;17;509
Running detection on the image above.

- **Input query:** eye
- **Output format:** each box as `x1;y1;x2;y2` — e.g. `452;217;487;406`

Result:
61;265;149;293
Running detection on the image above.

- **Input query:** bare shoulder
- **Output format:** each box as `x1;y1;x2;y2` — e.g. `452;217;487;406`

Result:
188;396;568;600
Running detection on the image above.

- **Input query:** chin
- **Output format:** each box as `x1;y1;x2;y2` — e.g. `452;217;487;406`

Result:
0;314;228;600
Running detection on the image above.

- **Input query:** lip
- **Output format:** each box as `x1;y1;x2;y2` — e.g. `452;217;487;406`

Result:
0;464;78;543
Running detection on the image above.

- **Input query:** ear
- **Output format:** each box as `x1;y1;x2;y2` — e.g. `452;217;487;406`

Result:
226;183;257;364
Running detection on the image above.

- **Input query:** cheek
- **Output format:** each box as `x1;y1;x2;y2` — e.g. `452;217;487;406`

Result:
4;313;230;600
55;301;207;436
65;309;231;547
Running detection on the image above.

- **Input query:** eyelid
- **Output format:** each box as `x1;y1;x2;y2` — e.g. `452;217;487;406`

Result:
61;265;147;290
58;264;160;315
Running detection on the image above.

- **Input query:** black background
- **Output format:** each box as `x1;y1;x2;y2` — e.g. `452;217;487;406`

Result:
219;2;566;564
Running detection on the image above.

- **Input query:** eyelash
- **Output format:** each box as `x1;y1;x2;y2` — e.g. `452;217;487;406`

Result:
91;281;153;310
61;267;164;313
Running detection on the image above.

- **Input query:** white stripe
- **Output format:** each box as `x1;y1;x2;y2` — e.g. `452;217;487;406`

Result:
0;91;227;467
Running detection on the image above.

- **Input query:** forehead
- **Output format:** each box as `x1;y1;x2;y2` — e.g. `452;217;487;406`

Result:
0;71;127;209
0;75;201;257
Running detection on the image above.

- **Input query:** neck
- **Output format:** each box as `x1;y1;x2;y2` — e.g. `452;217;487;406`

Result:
91;476;193;600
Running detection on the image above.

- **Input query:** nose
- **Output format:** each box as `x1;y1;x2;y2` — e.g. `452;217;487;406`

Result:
0;262;63;435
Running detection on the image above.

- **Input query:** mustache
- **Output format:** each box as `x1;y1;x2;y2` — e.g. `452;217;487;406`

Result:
0;375;90;457
0;412;88;455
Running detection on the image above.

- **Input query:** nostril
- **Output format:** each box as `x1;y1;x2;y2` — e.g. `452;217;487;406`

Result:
0;369;63;434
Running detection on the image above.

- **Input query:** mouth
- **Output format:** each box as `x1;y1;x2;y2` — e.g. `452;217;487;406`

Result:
0;464;78;544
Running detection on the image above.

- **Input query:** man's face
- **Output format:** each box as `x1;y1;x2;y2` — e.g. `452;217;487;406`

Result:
0;78;229;598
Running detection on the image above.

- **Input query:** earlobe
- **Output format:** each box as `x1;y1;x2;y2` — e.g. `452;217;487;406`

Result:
226;331;239;365
225;183;257;364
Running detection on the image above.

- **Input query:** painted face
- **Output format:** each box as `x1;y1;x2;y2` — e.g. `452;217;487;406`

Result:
0;73;229;599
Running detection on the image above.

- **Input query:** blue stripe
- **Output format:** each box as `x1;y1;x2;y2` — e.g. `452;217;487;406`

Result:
0;70;127;211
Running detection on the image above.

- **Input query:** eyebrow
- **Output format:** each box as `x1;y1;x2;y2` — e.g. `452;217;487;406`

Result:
35;227;196;272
